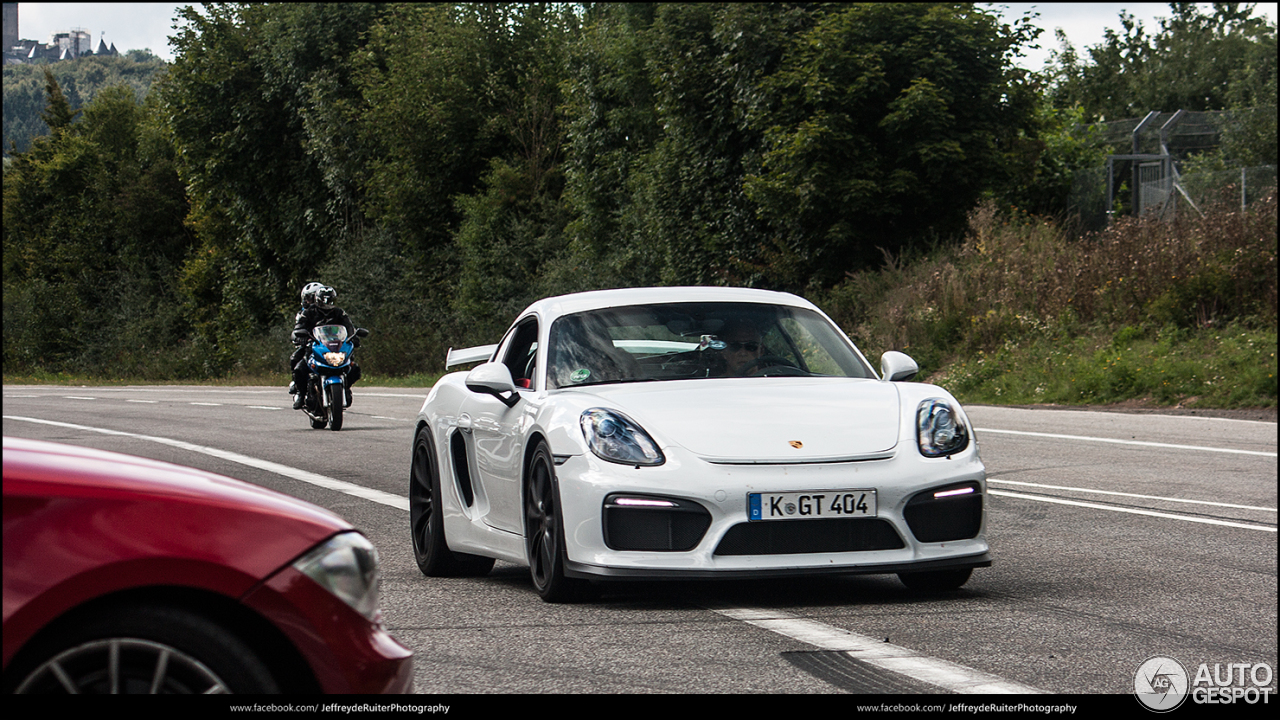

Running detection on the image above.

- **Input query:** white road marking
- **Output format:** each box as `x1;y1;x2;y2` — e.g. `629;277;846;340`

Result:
63;396;96;400
126;399;158;404
989;489;1276;532
987;478;1277;513
248;406;282;410
2;415;409;511
189;402;222;406
706;606;1042;694
976;427;1277;457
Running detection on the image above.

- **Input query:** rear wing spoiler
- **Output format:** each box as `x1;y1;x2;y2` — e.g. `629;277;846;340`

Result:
445;344;498;369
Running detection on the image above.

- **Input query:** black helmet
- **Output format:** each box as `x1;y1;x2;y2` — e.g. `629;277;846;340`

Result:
314;286;337;309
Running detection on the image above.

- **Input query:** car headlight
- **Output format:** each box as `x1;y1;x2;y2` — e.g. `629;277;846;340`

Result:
917;398;969;457
323;351;347;365
580;408;665;466
293;531;382;622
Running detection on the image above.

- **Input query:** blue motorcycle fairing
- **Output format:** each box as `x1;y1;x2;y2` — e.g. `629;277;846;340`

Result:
308;338;355;375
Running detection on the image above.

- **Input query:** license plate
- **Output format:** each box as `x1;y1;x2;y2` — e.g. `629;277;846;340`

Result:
748;490;876;521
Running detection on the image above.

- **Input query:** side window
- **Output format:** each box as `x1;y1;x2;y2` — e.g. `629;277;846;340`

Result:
501;318;540;389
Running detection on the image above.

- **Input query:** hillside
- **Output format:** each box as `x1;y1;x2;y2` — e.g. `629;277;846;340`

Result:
3;53;167;156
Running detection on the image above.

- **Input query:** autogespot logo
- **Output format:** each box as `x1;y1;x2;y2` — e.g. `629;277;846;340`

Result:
1135;656;1190;712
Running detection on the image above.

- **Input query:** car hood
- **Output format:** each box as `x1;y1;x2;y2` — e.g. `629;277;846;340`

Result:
2;437;351;578
574;378;902;463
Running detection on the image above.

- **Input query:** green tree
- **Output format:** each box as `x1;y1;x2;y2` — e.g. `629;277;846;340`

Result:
38;66;80;133
348;4;581;355
4;75;192;374
3;54;169;155
1220;17;1277;166
561;3;816;289
743;3;1040;286
640;3;813;287
558;2;661;288
161;3;386;371
1048;3;1276;121
354;5;511;266
453;4;579;334
993;99;1108;220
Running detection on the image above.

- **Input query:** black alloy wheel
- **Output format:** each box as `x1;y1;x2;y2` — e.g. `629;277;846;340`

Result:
524;440;594;602
409;427;493;577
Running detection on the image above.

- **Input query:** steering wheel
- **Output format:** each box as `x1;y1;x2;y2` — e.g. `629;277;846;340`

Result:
739;354;803;377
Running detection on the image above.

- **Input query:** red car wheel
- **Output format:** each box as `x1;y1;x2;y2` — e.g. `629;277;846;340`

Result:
8;604;278;694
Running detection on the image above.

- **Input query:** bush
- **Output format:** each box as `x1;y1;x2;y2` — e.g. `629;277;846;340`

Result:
815;192;1277;408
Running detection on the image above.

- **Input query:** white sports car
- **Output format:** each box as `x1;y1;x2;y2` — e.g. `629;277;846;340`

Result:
410;287;989;602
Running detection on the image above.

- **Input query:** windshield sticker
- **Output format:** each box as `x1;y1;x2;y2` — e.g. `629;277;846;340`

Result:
570;368;591;383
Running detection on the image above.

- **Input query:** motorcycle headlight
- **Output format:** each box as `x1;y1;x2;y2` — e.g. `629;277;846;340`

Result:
580;408;665;466
917;398;969;458
323;351;347;365
293;531;382;622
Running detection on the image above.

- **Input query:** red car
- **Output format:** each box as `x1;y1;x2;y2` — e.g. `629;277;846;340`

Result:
2;437;413;694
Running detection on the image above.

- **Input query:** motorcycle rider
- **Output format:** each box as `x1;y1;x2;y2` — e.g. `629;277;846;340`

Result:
287;282;325;398
291;285;362;410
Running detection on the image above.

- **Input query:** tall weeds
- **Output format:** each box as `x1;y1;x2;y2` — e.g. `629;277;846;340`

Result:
818;192;1277;407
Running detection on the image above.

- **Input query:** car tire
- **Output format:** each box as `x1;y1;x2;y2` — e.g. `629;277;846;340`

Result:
524;440;595;603
7;603;279;694
897;568;973;592
409;426;494;577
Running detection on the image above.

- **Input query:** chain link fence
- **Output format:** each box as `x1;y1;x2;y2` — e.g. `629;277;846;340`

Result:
1179;165;1278;208
1067;109;1276;229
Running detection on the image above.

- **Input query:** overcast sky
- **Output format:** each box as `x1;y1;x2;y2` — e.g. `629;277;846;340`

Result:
11;2;1279;68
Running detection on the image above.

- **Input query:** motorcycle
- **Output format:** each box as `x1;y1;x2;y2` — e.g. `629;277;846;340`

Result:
294;324;369;431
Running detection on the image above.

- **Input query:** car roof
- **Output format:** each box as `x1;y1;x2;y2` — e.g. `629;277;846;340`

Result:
522;286;819;322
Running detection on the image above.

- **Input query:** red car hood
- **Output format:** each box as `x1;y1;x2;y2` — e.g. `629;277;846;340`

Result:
3;437;346;529
3;437;352;628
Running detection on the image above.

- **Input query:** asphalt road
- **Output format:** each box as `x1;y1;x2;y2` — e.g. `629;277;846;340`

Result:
3;385;1276;697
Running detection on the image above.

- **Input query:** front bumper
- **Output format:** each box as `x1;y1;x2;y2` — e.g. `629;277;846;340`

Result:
242;567;413;694
565;551;992;580
554;445;990;580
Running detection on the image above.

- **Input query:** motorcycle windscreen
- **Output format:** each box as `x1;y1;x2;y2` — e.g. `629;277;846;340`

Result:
312;324;348;346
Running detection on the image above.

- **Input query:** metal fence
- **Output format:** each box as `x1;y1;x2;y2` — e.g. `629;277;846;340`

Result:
1180;165;1278;209
1066;108;1276;229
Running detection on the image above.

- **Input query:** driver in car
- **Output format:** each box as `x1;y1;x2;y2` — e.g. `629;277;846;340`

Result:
714;319;766;376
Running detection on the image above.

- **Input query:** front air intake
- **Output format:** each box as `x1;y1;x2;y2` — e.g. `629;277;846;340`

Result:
714;518;904;556
603;495;711;551
903;482;983;542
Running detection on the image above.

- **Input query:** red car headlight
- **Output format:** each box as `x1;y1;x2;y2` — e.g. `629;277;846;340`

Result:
292;532;382;622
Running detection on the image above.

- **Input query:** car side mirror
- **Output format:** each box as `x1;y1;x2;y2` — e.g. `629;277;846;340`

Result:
465;362;520;407
880;351;919;382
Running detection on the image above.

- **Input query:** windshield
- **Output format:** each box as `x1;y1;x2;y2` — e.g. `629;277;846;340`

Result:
546;302;874;389
312;324;348;346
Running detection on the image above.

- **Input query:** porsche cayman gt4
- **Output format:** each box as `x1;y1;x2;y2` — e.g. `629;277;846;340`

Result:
409;287;989;602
